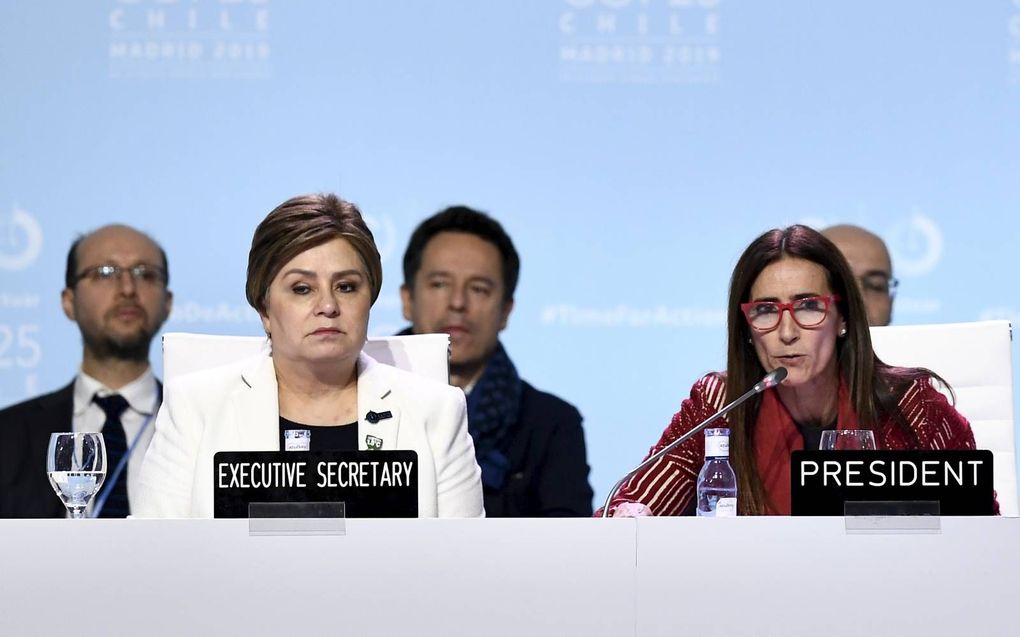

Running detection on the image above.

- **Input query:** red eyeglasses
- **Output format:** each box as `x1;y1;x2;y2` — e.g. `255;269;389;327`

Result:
741;294;841;331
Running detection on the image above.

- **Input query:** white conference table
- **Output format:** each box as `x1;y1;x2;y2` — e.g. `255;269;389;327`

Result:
0;517;1016;636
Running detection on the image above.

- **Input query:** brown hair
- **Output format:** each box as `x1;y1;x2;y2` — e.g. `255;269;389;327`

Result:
246;193;382;315
725;225;941;514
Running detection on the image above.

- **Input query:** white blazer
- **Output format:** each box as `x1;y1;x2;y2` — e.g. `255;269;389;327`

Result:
135;349;484;518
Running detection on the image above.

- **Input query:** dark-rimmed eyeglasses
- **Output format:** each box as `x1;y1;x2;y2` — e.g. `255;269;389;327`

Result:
859;273;899;298
75;264;167;287
741;294;841;332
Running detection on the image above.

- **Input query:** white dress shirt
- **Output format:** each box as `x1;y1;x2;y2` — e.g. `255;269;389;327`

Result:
72;367;160;514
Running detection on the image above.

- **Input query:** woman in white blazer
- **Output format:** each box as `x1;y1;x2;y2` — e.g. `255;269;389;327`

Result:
136;193;484;518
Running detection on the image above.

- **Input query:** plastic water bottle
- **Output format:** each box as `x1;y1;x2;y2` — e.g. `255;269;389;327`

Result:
697;428;737;517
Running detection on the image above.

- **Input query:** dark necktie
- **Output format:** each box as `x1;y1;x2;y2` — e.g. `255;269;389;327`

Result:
93;393;131;518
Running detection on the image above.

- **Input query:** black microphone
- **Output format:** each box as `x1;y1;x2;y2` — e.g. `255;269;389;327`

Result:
599;367;788;517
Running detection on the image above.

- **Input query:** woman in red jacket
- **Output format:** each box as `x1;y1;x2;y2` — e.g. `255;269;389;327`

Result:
603;224;982;516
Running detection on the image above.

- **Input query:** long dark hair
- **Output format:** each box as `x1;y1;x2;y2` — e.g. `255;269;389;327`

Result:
725;225;946;514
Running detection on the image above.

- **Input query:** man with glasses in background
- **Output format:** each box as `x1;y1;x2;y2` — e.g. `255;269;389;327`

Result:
0;224;173;517
822;224;898;326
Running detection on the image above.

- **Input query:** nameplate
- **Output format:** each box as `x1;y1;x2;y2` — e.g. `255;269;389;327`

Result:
213;450;418;519
791;450;995;516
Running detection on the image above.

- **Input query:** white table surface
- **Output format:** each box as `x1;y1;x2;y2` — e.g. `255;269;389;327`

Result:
1;517;1015;636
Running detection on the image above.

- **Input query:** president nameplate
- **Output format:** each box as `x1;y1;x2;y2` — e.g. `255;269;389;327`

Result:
213;450;418;518
791;450;995;516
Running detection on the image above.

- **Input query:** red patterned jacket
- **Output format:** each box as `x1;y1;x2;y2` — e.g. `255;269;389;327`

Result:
602;373;989;516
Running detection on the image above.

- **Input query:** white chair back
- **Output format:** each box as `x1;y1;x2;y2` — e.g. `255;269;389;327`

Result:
162;332;450;385
870;320;1017;515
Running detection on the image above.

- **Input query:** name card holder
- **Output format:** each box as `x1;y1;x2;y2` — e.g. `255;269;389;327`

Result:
791;450;994;535
842;500;941;535
248;502;346;537
214;450;419;526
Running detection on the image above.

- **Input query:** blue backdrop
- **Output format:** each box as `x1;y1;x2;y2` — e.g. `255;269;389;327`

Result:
2;1;1019;506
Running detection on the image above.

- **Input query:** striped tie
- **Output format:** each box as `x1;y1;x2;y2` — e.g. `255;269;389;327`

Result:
93;393;130;518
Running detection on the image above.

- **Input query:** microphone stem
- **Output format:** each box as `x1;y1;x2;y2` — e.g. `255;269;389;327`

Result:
599;382;764;518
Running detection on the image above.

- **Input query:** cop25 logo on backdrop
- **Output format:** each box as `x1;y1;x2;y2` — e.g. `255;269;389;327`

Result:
0;207;43;272
888;211;944;278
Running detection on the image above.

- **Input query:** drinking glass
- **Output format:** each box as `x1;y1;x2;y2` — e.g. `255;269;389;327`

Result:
819;429;877;451
46;433;107;519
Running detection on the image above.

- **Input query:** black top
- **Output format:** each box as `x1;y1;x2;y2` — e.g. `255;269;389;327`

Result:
279;417;358;451
794;420;837;452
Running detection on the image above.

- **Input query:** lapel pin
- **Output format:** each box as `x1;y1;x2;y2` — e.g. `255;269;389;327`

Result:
365;410;392;424
366;435;383;450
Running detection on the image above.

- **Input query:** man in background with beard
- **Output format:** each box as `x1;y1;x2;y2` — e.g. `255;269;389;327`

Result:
0;225;173;518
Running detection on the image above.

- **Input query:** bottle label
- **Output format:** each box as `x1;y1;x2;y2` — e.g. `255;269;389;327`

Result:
715;497;737;517
705;435;729;458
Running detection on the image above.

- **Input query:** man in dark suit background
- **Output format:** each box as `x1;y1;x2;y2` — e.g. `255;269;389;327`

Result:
0;224;172;517
399;206;593;516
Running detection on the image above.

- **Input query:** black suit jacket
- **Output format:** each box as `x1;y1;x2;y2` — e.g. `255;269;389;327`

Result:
0;383;75;518
485;381;594;517
0;379;163;518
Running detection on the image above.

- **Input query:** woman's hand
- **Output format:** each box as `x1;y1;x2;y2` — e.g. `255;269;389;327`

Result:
612;502;653;517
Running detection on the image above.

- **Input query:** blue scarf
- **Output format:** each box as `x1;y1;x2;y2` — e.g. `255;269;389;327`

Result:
465;342;523;490
397;329;523;489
